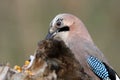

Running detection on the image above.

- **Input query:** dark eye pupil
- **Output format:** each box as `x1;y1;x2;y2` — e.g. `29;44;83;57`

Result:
56;18;63;26
56;21;61;26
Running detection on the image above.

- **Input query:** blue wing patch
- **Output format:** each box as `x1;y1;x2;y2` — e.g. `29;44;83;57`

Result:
87;56;110;80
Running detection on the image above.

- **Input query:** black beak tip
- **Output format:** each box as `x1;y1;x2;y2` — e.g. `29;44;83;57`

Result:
45;33;53;39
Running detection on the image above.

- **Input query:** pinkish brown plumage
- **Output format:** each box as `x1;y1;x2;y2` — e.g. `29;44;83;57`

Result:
46;13;119;80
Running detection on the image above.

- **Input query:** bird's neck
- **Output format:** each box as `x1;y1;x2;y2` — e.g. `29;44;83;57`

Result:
69;30;94;45
71;21;94;44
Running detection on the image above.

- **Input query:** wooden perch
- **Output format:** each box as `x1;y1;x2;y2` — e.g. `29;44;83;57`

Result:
0;39;93;80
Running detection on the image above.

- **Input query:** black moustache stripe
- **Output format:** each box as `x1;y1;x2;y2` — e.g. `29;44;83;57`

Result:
58;26;69;32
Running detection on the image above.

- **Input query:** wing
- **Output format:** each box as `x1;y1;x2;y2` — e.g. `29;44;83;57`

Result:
87;55;120;80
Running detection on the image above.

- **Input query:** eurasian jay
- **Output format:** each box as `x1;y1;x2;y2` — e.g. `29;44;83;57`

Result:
46;13;120;80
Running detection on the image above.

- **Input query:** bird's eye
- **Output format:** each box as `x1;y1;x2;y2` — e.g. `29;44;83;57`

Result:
56;21;61;26
56;18;63;26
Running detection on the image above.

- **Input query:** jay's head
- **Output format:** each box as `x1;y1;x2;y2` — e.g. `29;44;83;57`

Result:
46;13;93;45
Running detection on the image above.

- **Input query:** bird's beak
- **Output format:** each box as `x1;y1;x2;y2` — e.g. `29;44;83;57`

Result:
46;32;57;39
46;26;59;39
46;32;53;39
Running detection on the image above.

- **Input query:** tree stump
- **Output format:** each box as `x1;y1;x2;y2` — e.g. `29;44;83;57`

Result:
0;39;92;80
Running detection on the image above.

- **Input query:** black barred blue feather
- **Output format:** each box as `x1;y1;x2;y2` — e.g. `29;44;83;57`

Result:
87;56;120;80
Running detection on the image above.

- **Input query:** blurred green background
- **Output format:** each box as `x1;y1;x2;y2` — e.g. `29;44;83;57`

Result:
0;0;120;74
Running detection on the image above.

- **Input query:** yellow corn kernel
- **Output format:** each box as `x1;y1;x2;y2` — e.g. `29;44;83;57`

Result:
14;65;22;72
17;69;22;72
25;60;30;66
14;65;20;70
